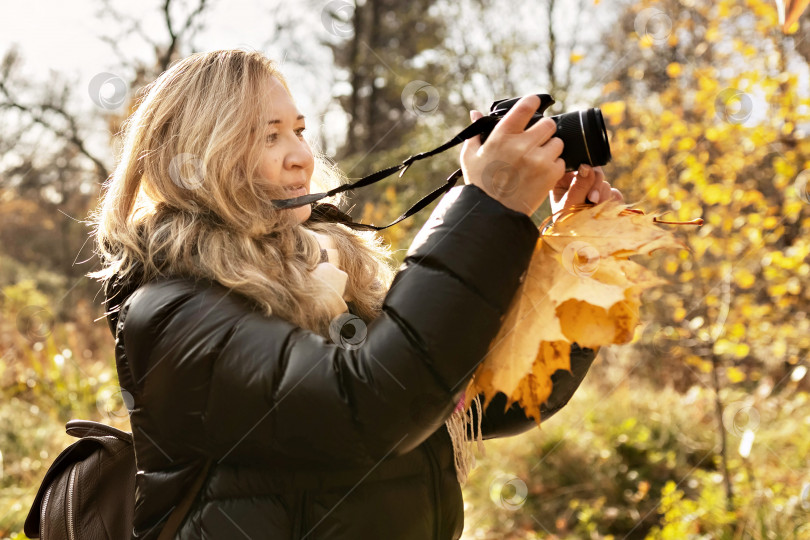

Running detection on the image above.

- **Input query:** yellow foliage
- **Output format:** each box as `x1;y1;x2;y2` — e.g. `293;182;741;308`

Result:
762;216;779;229
471;0;810;442
665;259;680;274
728;323;746;339
734;269;756;289
726;366;746;383
602;80;621;95
702;184;732;205
600;101;626;125
666;63;682;78
734;343;750;358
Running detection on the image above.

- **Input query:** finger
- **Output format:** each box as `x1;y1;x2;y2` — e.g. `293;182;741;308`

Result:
552;171;576;199
551;158;566;184
536;157;567;196
591;166;605;185
542;134;564;158
586;168;609;204
489;94;541;138
524;117;558;146
596;180;613;205
566;165;599;206
610;187;624;202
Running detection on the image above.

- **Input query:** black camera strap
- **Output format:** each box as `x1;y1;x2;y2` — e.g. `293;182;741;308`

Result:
277;116;500;231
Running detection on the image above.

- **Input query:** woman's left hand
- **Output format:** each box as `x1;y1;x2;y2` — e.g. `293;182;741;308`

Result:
549;164;623;218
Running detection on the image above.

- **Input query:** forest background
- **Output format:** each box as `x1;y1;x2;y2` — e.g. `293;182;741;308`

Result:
1;0;809;538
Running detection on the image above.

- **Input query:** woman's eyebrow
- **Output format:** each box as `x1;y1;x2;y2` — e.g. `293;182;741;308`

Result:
267;114;305;125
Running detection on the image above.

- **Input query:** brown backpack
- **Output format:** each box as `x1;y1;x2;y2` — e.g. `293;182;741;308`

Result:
24;419;210;540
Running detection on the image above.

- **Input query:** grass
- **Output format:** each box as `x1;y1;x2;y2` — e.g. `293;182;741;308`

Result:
460;349;810;539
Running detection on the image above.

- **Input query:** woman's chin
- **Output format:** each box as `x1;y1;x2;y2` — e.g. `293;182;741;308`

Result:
294;204;312;224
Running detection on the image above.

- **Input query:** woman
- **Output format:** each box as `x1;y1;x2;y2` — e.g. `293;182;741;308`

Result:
91;49;621;539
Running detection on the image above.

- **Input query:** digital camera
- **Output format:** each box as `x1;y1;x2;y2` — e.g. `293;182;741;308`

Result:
480;94;612;171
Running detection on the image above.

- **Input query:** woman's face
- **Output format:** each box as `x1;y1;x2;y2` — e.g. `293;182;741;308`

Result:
258;77;314;224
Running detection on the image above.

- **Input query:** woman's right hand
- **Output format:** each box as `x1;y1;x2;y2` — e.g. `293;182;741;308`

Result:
460;95;566;216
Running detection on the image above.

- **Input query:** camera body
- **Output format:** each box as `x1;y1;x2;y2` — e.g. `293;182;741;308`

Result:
479;94;612;171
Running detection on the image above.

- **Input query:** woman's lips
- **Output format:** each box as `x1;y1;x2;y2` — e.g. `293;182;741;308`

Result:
284;185;307;197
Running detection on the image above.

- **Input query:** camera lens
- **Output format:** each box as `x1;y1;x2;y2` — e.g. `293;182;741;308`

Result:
551;108;612;171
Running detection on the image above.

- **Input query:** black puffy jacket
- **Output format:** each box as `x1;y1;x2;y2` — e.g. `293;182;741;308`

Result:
104;185;595;540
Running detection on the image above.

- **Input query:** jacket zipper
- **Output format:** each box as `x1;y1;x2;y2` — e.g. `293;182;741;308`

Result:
423;443;441;540
40;483;53;538
67;463;78;540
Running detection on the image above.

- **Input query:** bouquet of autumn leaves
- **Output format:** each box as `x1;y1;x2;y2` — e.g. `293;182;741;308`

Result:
463;200;693;423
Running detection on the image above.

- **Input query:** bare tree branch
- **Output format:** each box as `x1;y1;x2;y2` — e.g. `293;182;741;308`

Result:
158;0;209;71
547;0;557;96
0;77;109;181
561;0;587;98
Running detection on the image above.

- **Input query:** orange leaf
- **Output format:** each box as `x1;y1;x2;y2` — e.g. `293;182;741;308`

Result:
466;202;683;424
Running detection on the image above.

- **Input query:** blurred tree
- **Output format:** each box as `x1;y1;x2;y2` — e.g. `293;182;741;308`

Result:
96;0;210;78
596;0;810;386
323;0;595;249
0;50;103;291
328;0;446;159
591;0;810;511
0;0;214;296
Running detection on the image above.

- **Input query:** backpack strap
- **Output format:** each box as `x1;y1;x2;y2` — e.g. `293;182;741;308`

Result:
157;459;213;540
66;419;133;441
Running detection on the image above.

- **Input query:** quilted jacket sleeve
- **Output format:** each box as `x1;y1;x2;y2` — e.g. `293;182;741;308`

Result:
118;185;539;468
468;343;597;441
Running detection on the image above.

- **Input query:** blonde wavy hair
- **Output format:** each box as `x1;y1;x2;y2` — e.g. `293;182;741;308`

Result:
89;49;394;337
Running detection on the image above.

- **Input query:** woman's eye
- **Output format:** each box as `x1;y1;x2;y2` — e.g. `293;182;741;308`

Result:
265;129;304;144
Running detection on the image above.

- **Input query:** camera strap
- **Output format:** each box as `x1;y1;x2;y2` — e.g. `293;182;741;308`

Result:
277;115;500;231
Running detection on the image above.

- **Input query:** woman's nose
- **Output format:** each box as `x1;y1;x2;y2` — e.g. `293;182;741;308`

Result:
285;138;314;170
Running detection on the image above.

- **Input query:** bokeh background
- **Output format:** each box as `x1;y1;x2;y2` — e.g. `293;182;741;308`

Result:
1;0;809;538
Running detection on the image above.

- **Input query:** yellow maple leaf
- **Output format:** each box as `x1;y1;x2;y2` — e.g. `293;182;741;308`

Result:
465;202;684;424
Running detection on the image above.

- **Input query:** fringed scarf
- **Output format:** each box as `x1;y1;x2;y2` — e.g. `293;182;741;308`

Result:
445;393;486;486
305;228;486;486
